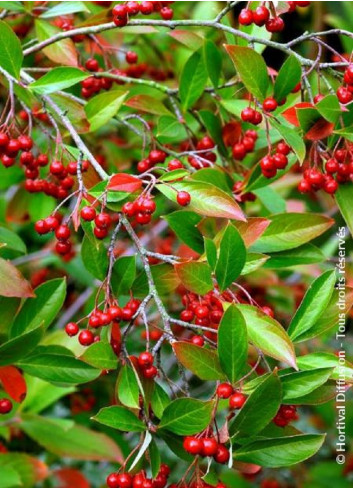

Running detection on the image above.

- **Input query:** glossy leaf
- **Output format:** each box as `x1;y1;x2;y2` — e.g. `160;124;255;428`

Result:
164;211;203;254
111;256;136;296
225;45;269;101
215;223;246;291
157;180;245;221
116;364;140;409
174;262;213;295
81;236;108;281
0;258;34;298
173;342;225;381
179;50;208;110
30;67;89;94
0;326;43;366
250;213;333;253
273;55;301;102
297;352;353;384
235;434;325;467
218;305;247;383
264;244;325;269
203;39;222;88
93;406;145;432
80;341;118;370
0;20;23;78
159;398;214;435
316;94;342;123
35;20;77;66
288;270;336;341
151;383;170;419
281;368;334;401
10;278;66;337
236;304;297;369
229;374;282;438
85;90;128;131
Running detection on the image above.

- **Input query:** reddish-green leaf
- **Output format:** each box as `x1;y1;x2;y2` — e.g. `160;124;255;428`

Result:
108;173;142;192
0;258;34;298
215;223;246;291
173;342;225;381
0;366;26;403
35;20;77;66
174;262;213;295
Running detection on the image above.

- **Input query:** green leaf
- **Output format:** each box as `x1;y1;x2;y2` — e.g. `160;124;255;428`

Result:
0;326;43;366
10;278;66;337
159;398;213;435
157;180;245;221
40;1;89;18
241;253;269;275
274;56;301;102
85;90;128;131
0;227;26;257
316;94;342;123
20;414;123;462
179;50;208;110
236;304;297;369
35;20;77;66
264;244;325;269
336;183;353;236
281;368;334;401
111;256;136;296
0;258;34;298
218;305;247;383
271;118;306;164
81;236;108;281
229;374;282;438
21;375;75;414
215;223;246;291
234;434;325;467
288;270;336;341
173;341;225;381
0;20;23;78
117;364;140;409
297;352;353;384
198;110;227;156
125;94;172;116
93;406;145;432
250;213;333;253
203;39;221;88
225;45;269;101
133;263;180;297
30;67;89;94
0;453;40;488
149;439;161;479
0;297;20;336
17;346;100;384
151;383;170;419
175;262;213;295
0;465;21;487
204;237;217;270
164;211;203;254
80;341;118;370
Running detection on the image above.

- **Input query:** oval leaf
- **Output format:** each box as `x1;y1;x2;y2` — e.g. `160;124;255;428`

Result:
159;398;213;435
173;341;225;381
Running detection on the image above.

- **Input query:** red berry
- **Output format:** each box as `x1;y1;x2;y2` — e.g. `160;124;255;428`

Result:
142;365;157;378
238;8;253;25
266;17;285;32
95;212;111;229
0;398;12;415
113;16;128;27
122;201;137;217
149;149;167;164
216;383;234;399
140;1;154;15
324;178;338;194
44;215;59;231
277;142;291;155
260;155;275;172
116;473;133;488
214;444;230;464
176;191;191;206
55;240;72;255
307;168;324;187
112;4;128;18
325;158;339;174
80;206;96;221
241;107;255;122
263;97;278;112
168;159;184;171
126;1;140;15
126;51;138;64
273;153;288;170
183;436;203;455
253;6;270;26
50;160;64;175
139;198;156;214
337;86;353;104
107;473;120;488
6;139;21;156
252;111;263;125
18;134;33;151
180;309;194;322
297;179;311;193
160;6;173;20
229;392;247;409
138;351;154;367
35;219;49;235
2;155;15;167
65;322;79;336
94;227;108;239
55;224;70;241
79;330;94;346
201;437;218;457
232;143;246;160
85;58;99;71
191;335;204;347
0;132;9;147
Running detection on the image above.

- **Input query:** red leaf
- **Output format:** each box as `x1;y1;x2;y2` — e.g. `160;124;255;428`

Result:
54;468;90;488
282;102;313;126
0;366;27;402
108;174;142;192
234;218;271;248
305;119;334;141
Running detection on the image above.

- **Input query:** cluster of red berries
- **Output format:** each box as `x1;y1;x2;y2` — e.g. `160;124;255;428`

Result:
179;291;224;343
137;149;167;173
232;181;256;203
216;383;247;409
35;218;75;257
138;351;158;379
112;1;174;27
298;149;353;195
336;64;353;105
80;205;113;239
232;129;258;161
122;196;156;225
183;435;230;465
187;136;217;169
240;106;263;126
238;2;310;32
70;387;96;415
260;141;291;178
107;464;170;488
0;398;12;415
65;298;141;347
273;404;298;427
55;16;85;43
